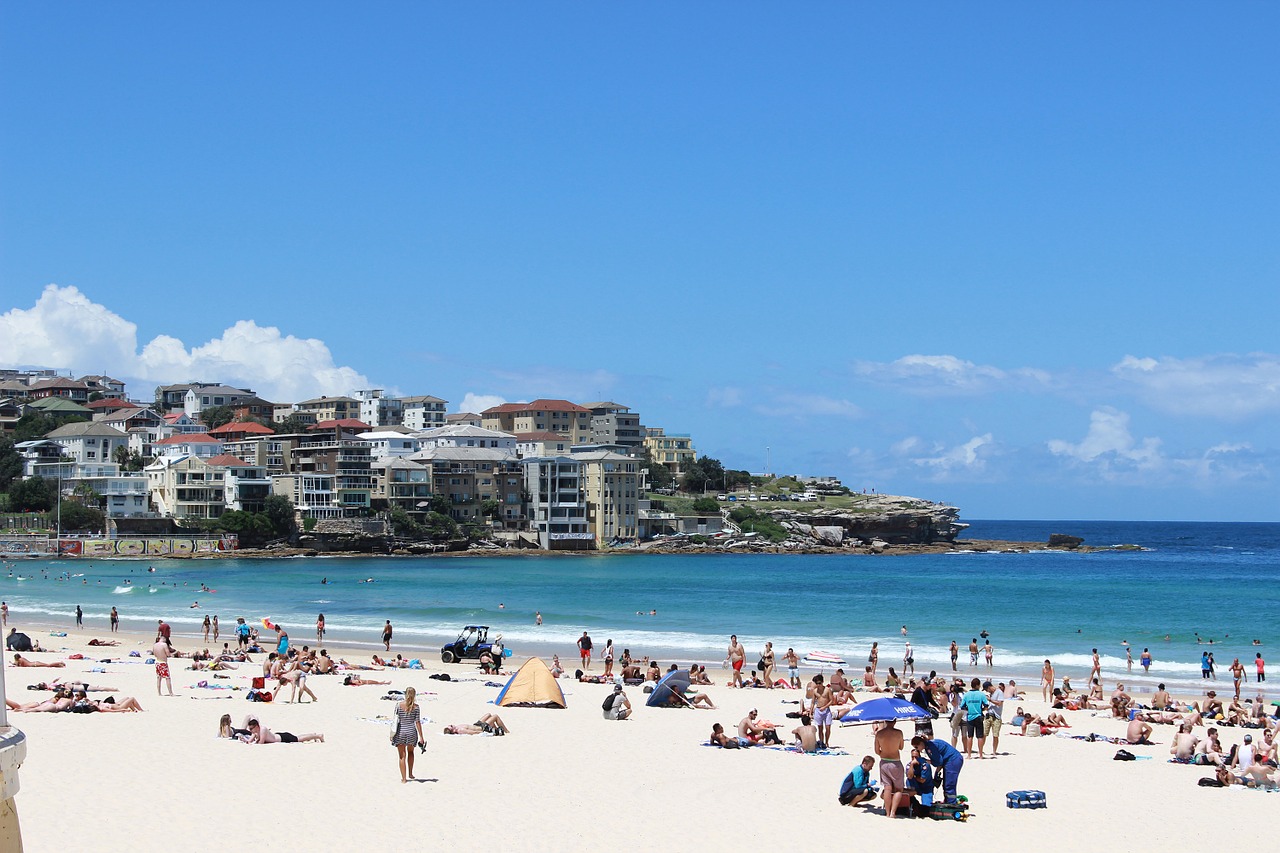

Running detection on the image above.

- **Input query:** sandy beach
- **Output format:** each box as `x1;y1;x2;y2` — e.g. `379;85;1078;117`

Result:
2;616;1275;853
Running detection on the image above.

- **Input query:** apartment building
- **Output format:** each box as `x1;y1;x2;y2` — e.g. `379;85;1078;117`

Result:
44;421;129;465
521;456;590;549
643;427;697;476
445;412;482;428
584;402;644;453
574;449;640;546
514;431;572;459
357;429;421;459
79;375;127;399
209;454;272;513
294;396;360;423
146;454;227;520
153;433;225;459
369;457;432;514
26;377;92;402
401;396;448;431
29;460;150;518
482;400;592;445
99;406;165;433
355;389;403;428
409;446;523;527
417;425;516;451
274;423;374;516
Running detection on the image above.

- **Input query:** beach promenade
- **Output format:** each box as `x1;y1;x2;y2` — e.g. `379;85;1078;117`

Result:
5;618;1278;852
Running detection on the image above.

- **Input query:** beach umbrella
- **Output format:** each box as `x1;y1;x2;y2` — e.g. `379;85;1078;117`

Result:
839;696;932;725
802;650;846;671
646;670;693;708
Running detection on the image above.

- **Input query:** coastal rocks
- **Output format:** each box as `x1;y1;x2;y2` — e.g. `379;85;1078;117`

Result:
813;526;844;546
298;518;392;553
1047;533;1084;549
768;495;966;546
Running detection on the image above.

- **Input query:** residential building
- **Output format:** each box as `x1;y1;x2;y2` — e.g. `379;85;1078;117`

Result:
153;433;225;460
521;456;590;549
28;460;150;518
355;389;404;428
0;368;59;388
445;412;482;428
643;427;697;476
162;412;205;434
146;454;227;520
357;430;421;460
183;384;259;419
127;424;174;460
584;401;644;453
294;396;359;423
514;431;572;459
78;375;127;399
207;421;276;443
278;422;374;516
15;439;70;476
44;421;129;465
637;498;725;539
408;446;523;526
227;396;276;423
0;398;22;434
99;406;165;434
272;403;308;424
86;398;138;417
369;457;432;514
482;400;592;444
416;425;516;451
26;377;92;402
208;454;272;513
573;449;640;546
401;396;448;431
26;397;93;419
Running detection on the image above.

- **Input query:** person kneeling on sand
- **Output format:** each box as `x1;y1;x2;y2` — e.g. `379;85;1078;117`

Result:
838;756;879;806
444;714;510;736
792;715;819;752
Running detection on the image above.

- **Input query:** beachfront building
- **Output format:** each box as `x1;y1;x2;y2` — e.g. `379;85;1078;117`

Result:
574;449;640;546
14;439;66;475
209;454;272;513
402;395;448;431
482;400;593;445
584;402;645;454
521;456;591;549
445;412;482;428
369;457;432;515
43;421;129;465
355;389;404;428
417;424;517;451
178;383;258;419
281;421;374;515
28;459;151;518
294;395;360;424
146;454;228;519
643;427;697;477
637;499;725;539
409;445;524;527
153;433;225;460
358;429;421;459
219;434;292;476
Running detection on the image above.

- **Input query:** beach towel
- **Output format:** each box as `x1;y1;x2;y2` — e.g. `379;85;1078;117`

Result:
763;745;851;757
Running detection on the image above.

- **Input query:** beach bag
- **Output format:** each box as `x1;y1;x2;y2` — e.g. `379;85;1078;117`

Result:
1026;723;1042;737
1198;777;1224;787
1113;749;1136;761
251;677;265;690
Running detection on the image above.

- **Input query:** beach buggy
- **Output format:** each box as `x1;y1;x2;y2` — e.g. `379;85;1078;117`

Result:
440;625;496;664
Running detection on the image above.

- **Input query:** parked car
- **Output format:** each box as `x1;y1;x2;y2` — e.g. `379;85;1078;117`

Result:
716;494;728;501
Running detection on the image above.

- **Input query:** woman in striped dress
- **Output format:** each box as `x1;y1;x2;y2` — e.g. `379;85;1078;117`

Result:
393;686;425;783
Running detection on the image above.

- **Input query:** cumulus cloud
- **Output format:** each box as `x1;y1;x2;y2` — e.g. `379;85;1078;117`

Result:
457;393;506;414
1047;408;1162;465
0;284;370;402
911;433;995;478
1112;353;1280;419
853;354;1050;394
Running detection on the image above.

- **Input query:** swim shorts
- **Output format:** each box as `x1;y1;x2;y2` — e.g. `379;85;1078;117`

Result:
732;659;743;672
814;707;833;726
155;662;170;679
964;717;984;739
789;667;799;678
880;759;905;790
984;715;1002;737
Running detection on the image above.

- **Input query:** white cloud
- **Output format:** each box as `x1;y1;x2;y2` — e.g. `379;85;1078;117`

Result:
457;393;506;414
911;433;995;477
854;354;1050;394
0;284;370;402
1047;408;1161;465
1112;353;1280;419
771;392;863;419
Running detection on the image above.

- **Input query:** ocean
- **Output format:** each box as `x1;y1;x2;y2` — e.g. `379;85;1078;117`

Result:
4;520;1276;697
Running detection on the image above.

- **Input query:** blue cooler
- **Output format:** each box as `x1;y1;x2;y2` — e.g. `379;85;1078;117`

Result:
1006;790;1047;809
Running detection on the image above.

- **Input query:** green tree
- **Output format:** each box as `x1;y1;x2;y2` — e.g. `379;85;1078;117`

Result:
0;437;23;492
211;510;276;547
57;500;105;532
423;511;459;542
274;415;313;435
262;495;297;539
388;506;425;538
8;476;55;512
427;494;452;515
13;412;61;441
72;481;104;508
480;498;502;520
200;405;236;429
112;445;144;472
692;497;720;513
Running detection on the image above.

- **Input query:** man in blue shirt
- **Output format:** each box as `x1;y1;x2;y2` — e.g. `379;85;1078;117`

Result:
838;755;878;806
912;735;965;803
960;677;990;759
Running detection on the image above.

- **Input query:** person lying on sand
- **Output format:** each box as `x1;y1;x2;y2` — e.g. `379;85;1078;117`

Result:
34;679;118;693
87;639;119;647
241;715;323;744
444;714;510;736
8;689;74;712
13;654;63;668
338;659;384;671
343;674;390;686
72;691;145;712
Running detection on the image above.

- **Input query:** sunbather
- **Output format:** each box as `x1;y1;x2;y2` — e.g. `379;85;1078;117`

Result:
13;654;64;668
444;713;510;736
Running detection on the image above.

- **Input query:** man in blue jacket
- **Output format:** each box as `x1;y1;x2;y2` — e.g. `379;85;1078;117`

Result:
912;735;964;803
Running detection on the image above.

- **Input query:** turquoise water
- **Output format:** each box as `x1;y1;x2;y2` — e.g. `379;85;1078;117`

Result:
4;520;1276;696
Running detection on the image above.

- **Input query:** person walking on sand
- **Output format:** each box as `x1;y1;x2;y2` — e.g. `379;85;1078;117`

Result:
1090;648;1102;685
761;641;776;688
728;635;745;688
1;602;7;627
602;639;615;678
392;686;426;783
1231;658;1245;699
868;641;879;675
153;635;175;697
578;631;593;669
110;606;118;633
382;620;393;652
75;605;83;628
202;615;211;642
949;640;959;672
785;647;801;688
1041;659;1055;702
212;614;219;642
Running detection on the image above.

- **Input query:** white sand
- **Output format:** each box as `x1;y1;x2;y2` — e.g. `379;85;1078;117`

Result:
6;625;1278;852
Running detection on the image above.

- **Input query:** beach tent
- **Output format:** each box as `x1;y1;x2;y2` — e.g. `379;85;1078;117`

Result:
494;657;567;708
645;669;692;707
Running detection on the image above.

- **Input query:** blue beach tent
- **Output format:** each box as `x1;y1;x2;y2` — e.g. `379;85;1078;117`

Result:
646;670;693;707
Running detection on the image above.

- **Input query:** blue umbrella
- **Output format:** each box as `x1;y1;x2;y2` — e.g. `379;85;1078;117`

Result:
646;670;693;708
839;696;932;724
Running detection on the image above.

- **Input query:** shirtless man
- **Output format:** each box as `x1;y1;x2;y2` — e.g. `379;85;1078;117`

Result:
12;654;64;668
1230;658;1245;699
737;709;775;745
443;713;510;736
1170;723;1199;760
830;668;854;693
785;648;800;688
874;720;908;818
968;638;979;667
1126;718;1154;745
313;649;335;674
727;635;745;688
153;636;175;696
792;714;818;753
808;674;835;747
949;640;959;672
1041;659;1055;702
1151;683;1174;710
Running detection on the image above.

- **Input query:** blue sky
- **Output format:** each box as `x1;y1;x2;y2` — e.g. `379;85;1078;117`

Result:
2;4;1277;521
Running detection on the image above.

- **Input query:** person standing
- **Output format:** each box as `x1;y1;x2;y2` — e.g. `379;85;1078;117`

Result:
275;625;289;657
1207;651;1216;680
874;720;907;818
949;640;958;672
75;605;83;628
760;641;776;688
985;681;1006;756
960;677;989;759
1090;648;1102;685
157;619;171;643
982;640;994;668
110;606;118;633
1201;651;1212;679
381;620;393;652
392;686;425;783
809;674;835;748
1257;652;1266;683
212;615;219;642
202;615;211;642
968;638;979;667
236;617;250;650
785;647;801;688
903;641;914;676
1041;659;1055;702
535;611;542;626
602;639;615;678
1140;648;1152;673
578;631;593;669
868;641;879;675
727;635;745;688
316;613;325;644
1;602;7;627
153;634;175;696
1230;658;1245;699
1125;645;1133;673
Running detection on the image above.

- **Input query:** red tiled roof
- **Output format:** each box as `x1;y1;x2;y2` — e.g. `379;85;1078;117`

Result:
155;433;220;445
308;418;371;430
205;454;251;467
208;421;274;436
483;399;589;415
162;413;187;423
28;378;90;390
86;398;138;410
514;431;566;441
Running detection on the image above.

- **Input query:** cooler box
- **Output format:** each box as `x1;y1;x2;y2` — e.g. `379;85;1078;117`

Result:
1006;790;1047;809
